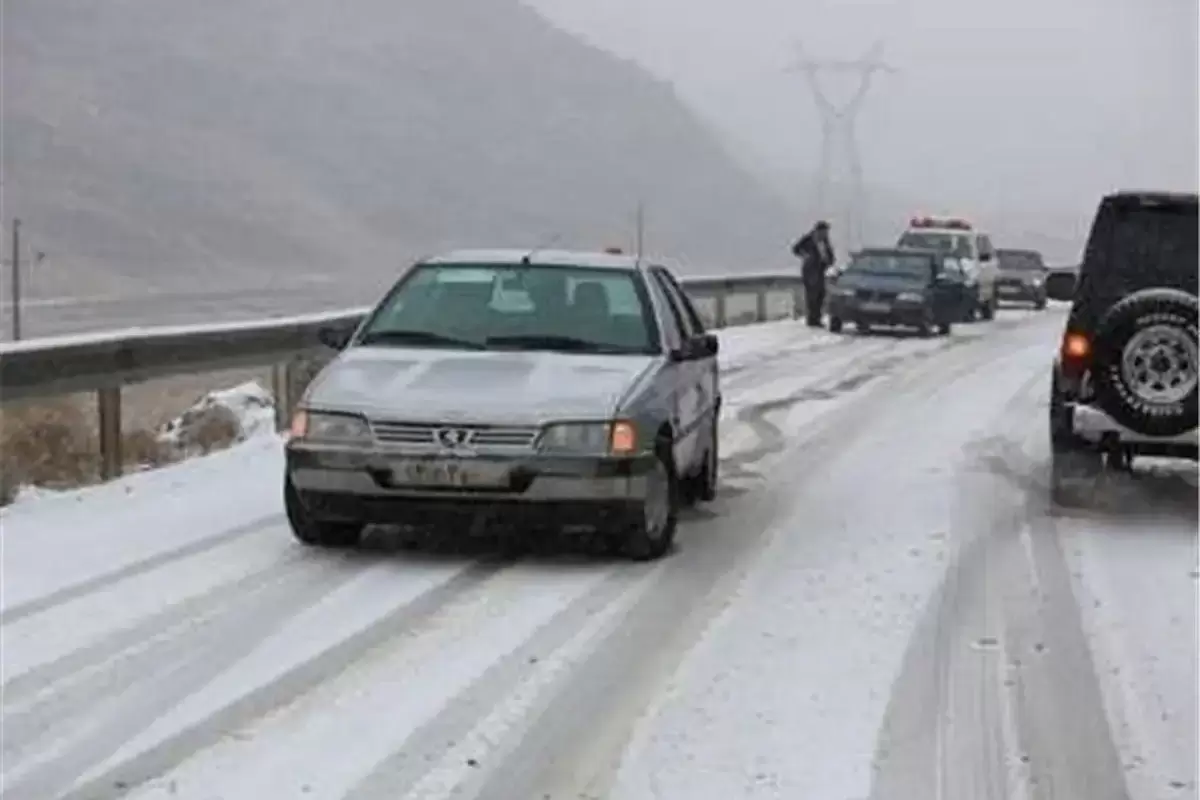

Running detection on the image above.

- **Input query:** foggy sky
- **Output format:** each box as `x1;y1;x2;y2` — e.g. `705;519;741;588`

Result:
528;0;1199;244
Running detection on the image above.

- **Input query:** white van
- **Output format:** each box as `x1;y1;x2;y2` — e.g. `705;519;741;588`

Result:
896;216;999;320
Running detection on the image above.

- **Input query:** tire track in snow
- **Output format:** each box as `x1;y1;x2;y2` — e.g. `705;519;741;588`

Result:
0;512;281;626
60;560;509;800
463;324;1023;800
2;550;382;800
341;568;641;800
869;357;1129;800
1;546;358;766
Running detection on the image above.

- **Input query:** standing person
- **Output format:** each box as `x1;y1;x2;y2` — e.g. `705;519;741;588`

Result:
791;220;836;327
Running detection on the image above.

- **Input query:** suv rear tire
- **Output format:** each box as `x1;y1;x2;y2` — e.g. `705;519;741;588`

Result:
1091;288;1199;437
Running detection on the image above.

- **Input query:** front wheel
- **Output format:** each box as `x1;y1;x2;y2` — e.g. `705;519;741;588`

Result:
828;316;844;334
937;319;952;336
285;476;364;548
619;448;679;561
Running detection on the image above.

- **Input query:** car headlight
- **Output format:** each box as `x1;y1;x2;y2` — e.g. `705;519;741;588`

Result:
896;292;925;303
537;420;638;455
1027;276;1045;287
290;410;373;443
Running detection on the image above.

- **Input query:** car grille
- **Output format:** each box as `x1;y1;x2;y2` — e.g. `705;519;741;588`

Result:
855;290;896;302
997;276;1028;288
368;419;540;448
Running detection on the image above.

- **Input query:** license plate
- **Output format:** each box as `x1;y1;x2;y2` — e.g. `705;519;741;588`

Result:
861;301;891;313
391;459;507;488
999;285;1022;294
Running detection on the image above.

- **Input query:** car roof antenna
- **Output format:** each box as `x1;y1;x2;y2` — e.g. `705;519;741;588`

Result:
521;233;562;265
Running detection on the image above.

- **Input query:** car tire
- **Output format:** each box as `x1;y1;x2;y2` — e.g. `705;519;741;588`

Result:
285;476;364;548
916;319;932;338
828;316;843;334
620;444;679;561
1090;288;1199;438
856;321;872;334
695;417;719;502
937;319;952;336
1034;296;1047;311
681;417;719;506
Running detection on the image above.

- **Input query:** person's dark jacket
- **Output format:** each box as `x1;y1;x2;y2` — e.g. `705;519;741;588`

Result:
791;229;835;284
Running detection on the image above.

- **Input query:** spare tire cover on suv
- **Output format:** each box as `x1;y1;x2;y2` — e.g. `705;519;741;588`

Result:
1091;287;1199;437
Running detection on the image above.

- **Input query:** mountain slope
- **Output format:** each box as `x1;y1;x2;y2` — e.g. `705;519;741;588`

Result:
3;0;798;299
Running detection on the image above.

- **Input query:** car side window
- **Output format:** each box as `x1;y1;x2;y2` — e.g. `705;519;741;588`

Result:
649;268;695;341
653;267;707;334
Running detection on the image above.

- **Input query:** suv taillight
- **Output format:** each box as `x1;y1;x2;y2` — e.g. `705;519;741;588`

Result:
1060;330;1092;378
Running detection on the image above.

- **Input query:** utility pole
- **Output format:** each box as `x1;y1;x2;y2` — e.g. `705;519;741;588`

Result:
4;219;45;342
786;40;896;251
10;218;21;341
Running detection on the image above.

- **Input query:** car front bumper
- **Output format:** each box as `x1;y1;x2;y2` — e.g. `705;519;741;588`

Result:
995;281;1045;303
827;296;931;326
286;442;656;525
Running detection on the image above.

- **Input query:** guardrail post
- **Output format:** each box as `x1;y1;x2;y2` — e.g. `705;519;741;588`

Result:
271;363;290;432
97;386;122;480
755;288;768;322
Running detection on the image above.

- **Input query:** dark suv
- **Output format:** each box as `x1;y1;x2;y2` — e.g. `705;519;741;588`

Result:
1046;191;1198;503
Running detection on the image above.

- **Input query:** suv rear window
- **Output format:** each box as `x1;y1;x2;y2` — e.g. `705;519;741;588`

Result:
1073;196;1199;328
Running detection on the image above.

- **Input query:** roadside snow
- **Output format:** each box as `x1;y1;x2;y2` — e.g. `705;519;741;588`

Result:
0;435;285;613
1059;465;1199;800
157;380;278;447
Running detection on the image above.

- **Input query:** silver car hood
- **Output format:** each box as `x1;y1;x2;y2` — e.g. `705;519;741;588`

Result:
305;345;658;423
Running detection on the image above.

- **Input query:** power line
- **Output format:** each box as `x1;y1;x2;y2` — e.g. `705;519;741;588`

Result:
785;40;897;250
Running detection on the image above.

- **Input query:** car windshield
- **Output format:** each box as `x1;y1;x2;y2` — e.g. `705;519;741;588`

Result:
998;251;1044;271
845;252;933;278
897;231;972;258
356;262;658;354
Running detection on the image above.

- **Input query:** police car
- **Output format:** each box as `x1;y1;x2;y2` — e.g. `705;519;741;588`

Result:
896;216;999;321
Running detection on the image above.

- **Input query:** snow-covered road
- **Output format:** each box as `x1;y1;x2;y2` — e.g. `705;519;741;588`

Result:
1;310;1195;800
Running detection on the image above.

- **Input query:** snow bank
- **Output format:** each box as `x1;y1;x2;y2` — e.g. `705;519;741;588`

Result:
157;380;277;452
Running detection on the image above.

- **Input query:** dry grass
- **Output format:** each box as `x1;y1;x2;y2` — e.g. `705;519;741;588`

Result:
0;367;271;507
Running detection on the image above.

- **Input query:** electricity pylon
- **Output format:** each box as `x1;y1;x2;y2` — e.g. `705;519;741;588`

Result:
786;40;896;250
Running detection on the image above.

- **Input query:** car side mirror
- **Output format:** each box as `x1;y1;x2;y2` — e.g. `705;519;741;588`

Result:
317;325;352;351
1044;270;1077;302
670;333;718;362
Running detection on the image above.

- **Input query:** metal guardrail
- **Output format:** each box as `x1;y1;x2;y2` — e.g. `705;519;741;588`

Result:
0;273;806;481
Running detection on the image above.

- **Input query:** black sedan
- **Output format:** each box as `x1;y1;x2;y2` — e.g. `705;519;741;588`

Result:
825;248;969;336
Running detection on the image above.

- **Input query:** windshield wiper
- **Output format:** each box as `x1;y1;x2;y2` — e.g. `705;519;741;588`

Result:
485;334;634;354
357;329;485;349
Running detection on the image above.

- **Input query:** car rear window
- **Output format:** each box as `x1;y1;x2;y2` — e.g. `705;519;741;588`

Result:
1079;199;1198;310
998;251;1044;271
896;231;973;259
